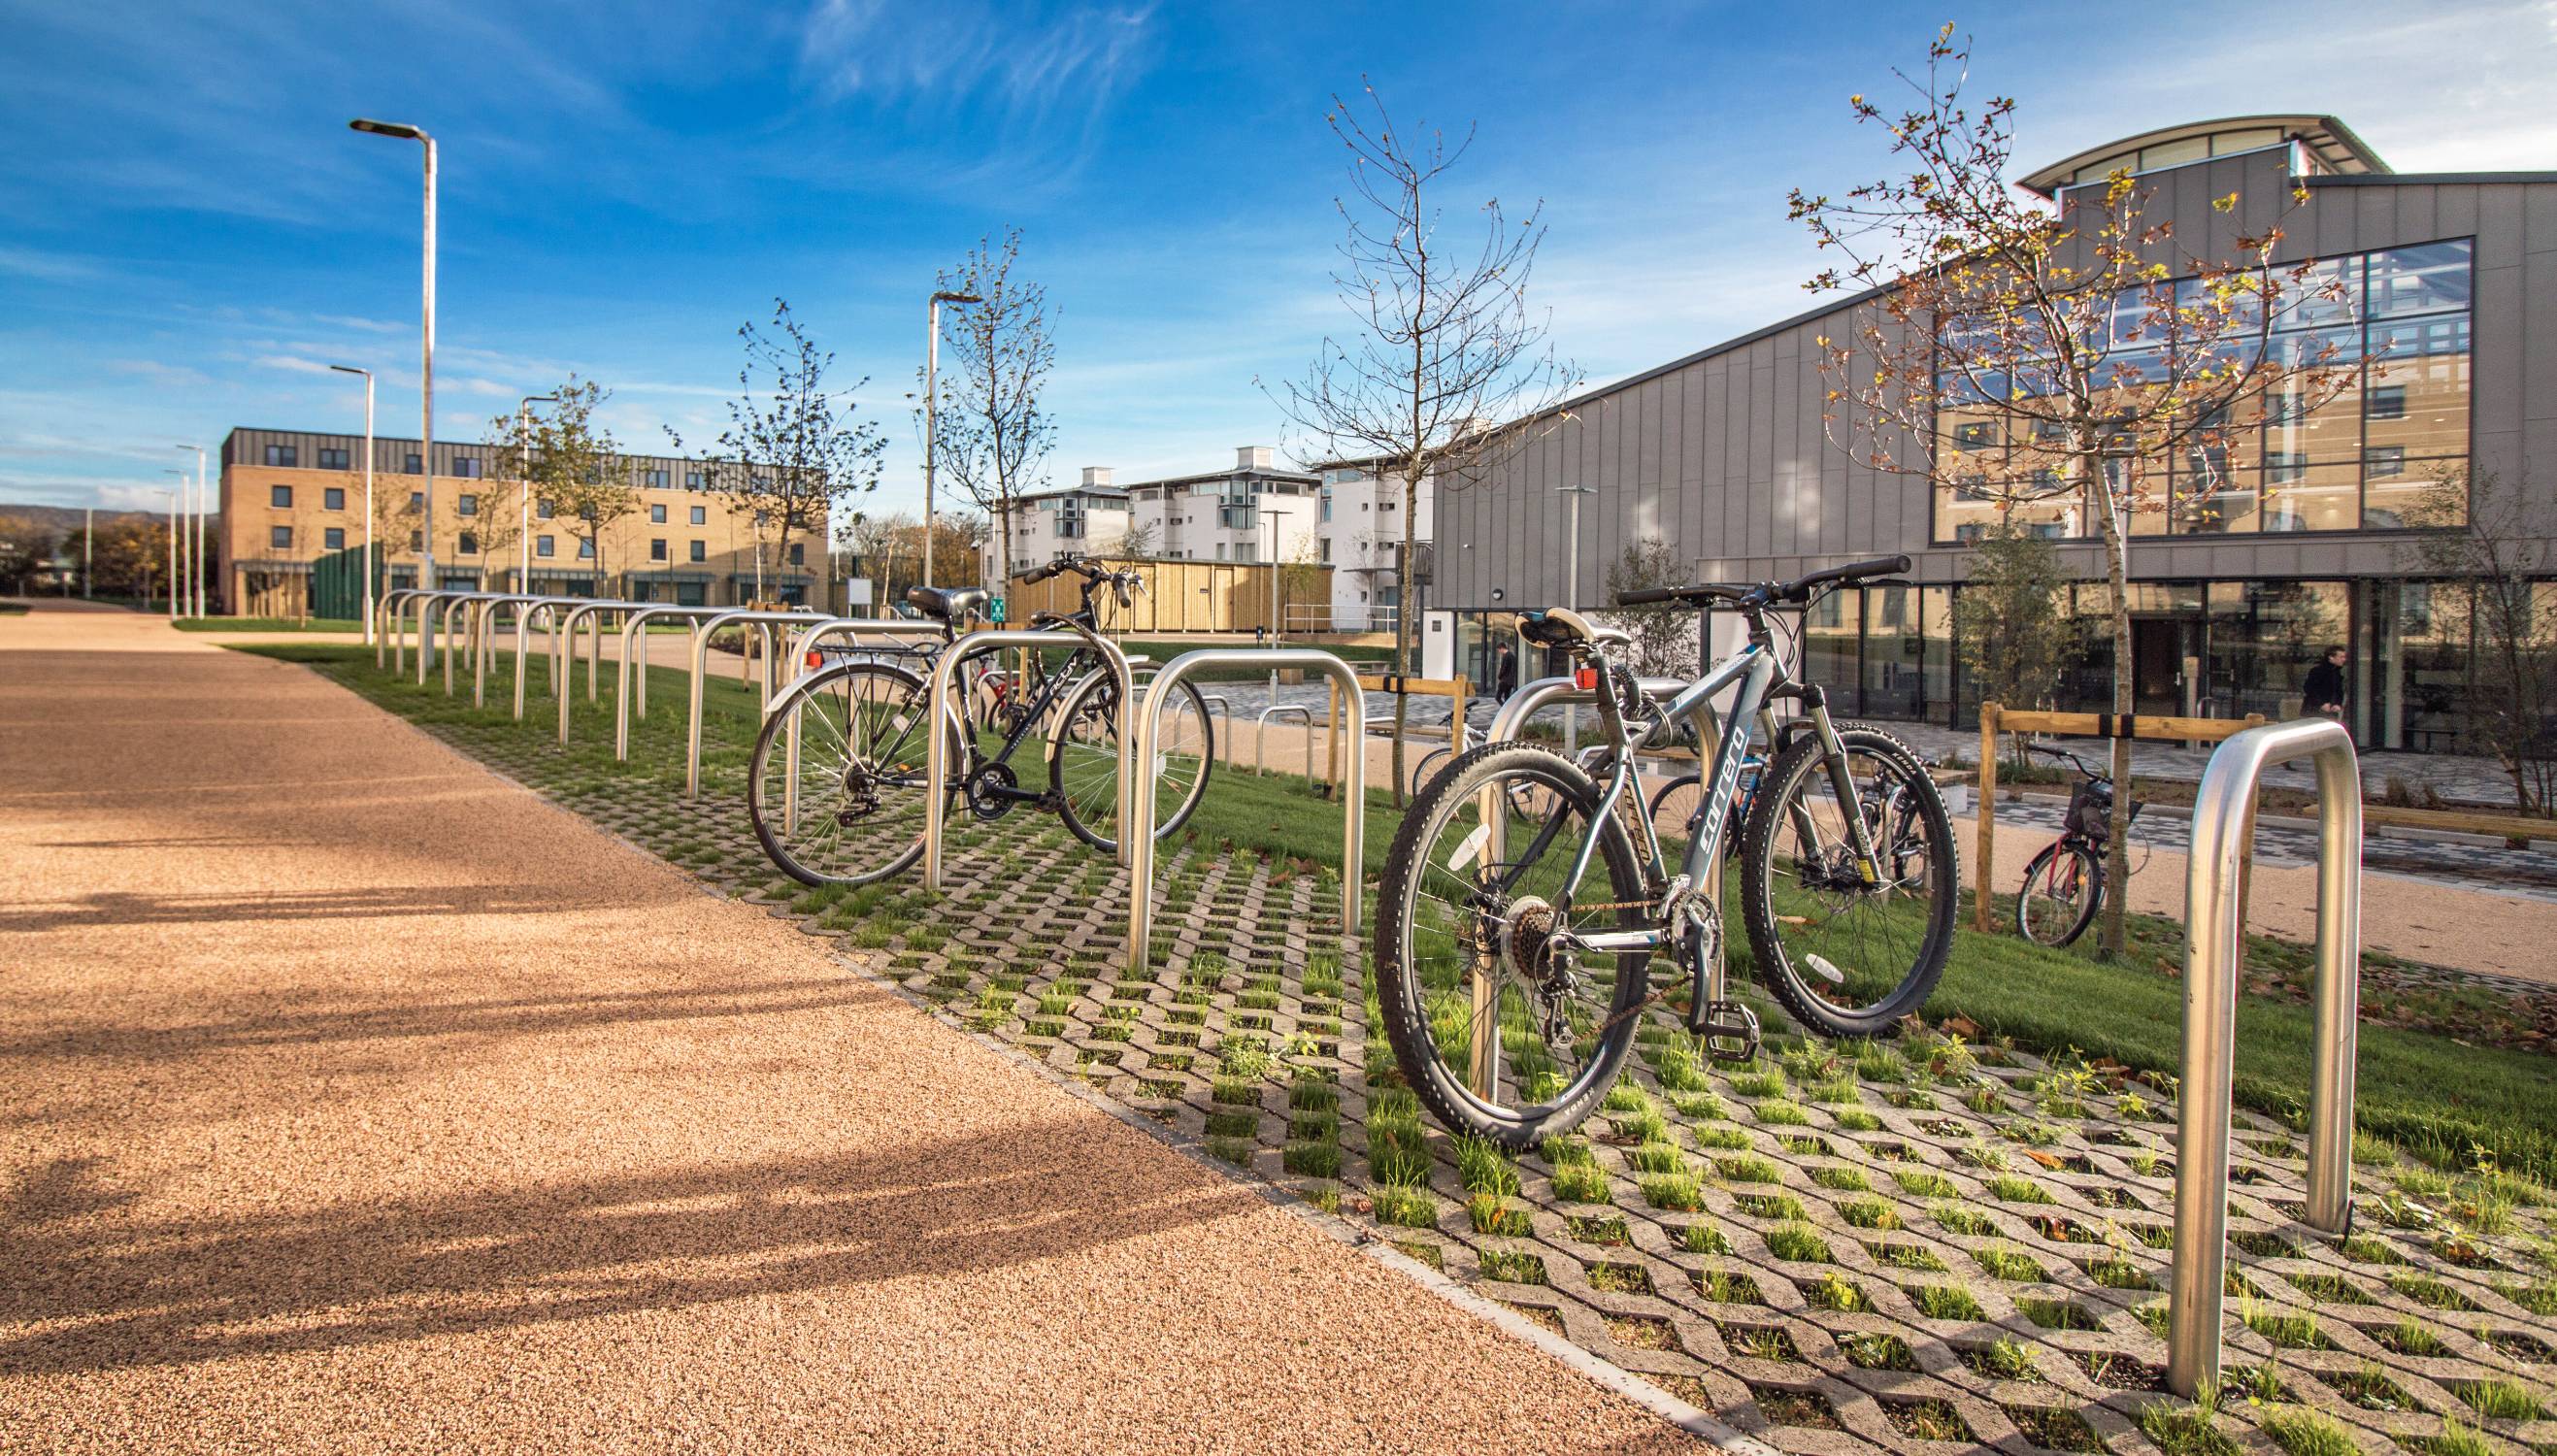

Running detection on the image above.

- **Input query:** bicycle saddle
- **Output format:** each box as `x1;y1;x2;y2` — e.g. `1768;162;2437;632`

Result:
905;585;989;621
1516;607;1625;649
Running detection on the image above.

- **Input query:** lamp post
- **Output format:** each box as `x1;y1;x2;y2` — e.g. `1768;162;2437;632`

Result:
1259;503;1297;698
161;471;185;620
920;288;980;591
82;507;91;598
186;446;207;615
349;117;436;616
1556;483;1596;751
329;366;377;642
515;393;557;593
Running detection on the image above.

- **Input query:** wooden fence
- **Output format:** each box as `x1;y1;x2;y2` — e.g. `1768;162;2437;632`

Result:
1001;558;1332;636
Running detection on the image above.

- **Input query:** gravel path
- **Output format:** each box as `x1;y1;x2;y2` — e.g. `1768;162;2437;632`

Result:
0;601;1711;1455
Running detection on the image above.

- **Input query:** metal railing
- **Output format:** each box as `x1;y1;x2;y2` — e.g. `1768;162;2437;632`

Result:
683;609;828;794
766;620;948;831
1255;703;1319;779
924;630;1137;894
1127;650;1365;974
553;601;654;742
610;605;739;757
2167;716;2362;1398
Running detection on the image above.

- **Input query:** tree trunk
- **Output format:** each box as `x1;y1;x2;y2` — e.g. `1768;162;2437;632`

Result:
1391;477;1417;810
2097;507;2135;958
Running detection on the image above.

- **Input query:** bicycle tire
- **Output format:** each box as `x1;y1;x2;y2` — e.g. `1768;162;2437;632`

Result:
747;659;959;886
2014;840;2103;947
1374;743;1650;1149
1410;745;1452;797
1738;724;1956;1038
1050;669;1215;852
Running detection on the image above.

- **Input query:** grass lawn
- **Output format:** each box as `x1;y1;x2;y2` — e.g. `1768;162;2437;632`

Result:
1125;637;1401;668
179;615;363;633
243;639;2557;1182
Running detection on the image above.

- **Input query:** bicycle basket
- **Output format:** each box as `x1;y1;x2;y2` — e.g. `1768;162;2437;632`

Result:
2065;782;2111;840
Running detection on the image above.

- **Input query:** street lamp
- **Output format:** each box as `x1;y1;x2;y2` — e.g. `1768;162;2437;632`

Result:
1556;483;1596;751
329;366;377;642
1259;503;1297;698
173;445;207;616
515;393;557;592
350;117;437;616
920;288;980;591
160;471;185;620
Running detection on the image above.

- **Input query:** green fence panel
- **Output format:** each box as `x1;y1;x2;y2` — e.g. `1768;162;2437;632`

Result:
311;543;382;622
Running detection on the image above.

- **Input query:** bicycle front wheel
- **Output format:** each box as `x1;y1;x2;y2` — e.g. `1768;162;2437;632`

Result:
1375;744;1651;1148
1738;726;1955;1037
1051;669;1214;852
747;661;955;886
2015;841;2101;947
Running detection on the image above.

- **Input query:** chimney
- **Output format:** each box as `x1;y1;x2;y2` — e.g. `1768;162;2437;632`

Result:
1081;466;1113;488
1237;446;1274;471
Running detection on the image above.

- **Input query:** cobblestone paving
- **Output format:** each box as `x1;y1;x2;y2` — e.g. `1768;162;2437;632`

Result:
312;654;2557;1456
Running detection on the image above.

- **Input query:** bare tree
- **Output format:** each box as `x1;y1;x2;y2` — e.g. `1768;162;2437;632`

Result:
676;299;885;603
926;229;1056;591
1264;81;1579;801
1790;28;2350;952
2402;469;2557;814
510;379;633;590
1100;515;1161;558
1953;522;2088;773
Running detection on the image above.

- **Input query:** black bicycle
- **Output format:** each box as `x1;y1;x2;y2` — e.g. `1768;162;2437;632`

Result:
1374;556;1957;1147
2012;744;2142;947
746;557;1214;885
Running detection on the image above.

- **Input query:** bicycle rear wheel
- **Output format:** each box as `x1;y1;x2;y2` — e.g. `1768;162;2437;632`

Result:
1374;744;1651;1149
1738;725;1955;1037
2014;841;2101;947
747;661;956;886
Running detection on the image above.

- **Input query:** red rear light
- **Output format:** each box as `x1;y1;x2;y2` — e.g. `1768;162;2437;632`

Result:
1573;666;1599;690
804;650;822;670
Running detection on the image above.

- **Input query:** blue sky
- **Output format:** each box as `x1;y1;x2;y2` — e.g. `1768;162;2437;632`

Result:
5;0;2553;518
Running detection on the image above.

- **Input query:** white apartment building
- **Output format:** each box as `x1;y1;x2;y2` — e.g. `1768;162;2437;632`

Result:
1313;456;1434;631
1007;468;1132;569
1119;447;1320;567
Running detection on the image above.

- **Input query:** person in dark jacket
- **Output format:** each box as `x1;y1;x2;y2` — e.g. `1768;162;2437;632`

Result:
1493;644;1518;702
2301;645;2347;720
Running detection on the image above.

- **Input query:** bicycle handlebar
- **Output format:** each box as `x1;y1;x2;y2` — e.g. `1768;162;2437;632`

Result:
1613;554;1911;610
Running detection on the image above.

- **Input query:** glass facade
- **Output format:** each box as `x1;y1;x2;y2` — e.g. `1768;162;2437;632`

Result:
1936;239;2473;543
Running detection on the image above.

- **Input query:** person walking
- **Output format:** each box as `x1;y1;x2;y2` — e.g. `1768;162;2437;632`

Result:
2302;645;2348;721
1493;642;1518;703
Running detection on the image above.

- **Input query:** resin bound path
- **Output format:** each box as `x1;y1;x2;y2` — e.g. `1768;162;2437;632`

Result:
0;600;1722;1455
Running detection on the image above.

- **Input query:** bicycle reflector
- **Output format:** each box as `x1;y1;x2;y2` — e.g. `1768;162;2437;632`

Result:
1574;666;1600;690
804;650;822;670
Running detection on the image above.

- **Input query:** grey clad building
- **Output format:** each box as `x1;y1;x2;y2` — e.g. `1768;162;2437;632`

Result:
1432;116;2542;753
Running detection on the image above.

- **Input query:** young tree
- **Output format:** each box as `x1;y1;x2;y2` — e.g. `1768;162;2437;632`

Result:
925;230;1057;591
1953;523;2087;772
1265;81;1579;801
1790;29;2349;952
2402;469;2557;814
1100;514;1160;559
514;379;633;590
1604;536;1699;678
680;299;884;604
0;514;54;594
89;515;172;602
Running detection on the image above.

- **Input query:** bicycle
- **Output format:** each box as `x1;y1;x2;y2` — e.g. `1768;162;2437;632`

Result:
2012;744;2142;947
746;557;1214;885
1373;555;1957;1147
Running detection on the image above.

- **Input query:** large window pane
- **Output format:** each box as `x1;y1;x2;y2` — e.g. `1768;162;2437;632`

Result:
1801;588;1862;708
2263;461;2360;533
2205;581;2349;719
1920;586;1955;721
1862;584;1923;718
2367;240;2473;318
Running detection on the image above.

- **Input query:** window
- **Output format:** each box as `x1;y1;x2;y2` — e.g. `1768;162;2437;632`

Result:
456;493;478;516
1319;487;1334;522
450;456;482;479
457;532;479;555
324;527;346;550
410;490;424;509
650;539;668;561
269;525;292;548
788;543;805;566
1214;543;1227;561
577;538;595;559
404;452;421;474
409;530;422;550
649;504;666;524
318;447;349;470
263;444;298;467
689;506;706;525
688;540;706;562
643;468;669;488
2266;450;2308;483
536;536;555;558
2367;384;2407;420
1953;420;1995;448
537;499;555;519
323;486;345;511
2366;444;2407;478
270;484;292;508
1319;537;1332;562
685;470;708;489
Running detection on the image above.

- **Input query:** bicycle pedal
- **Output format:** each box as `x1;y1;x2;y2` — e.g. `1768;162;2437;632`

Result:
1691;1000;1761;1064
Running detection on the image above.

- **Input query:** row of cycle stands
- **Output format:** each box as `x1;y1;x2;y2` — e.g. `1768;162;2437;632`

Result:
353;596;2371;1402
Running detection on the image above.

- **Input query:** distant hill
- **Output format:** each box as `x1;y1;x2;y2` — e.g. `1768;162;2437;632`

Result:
0;505;168;538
